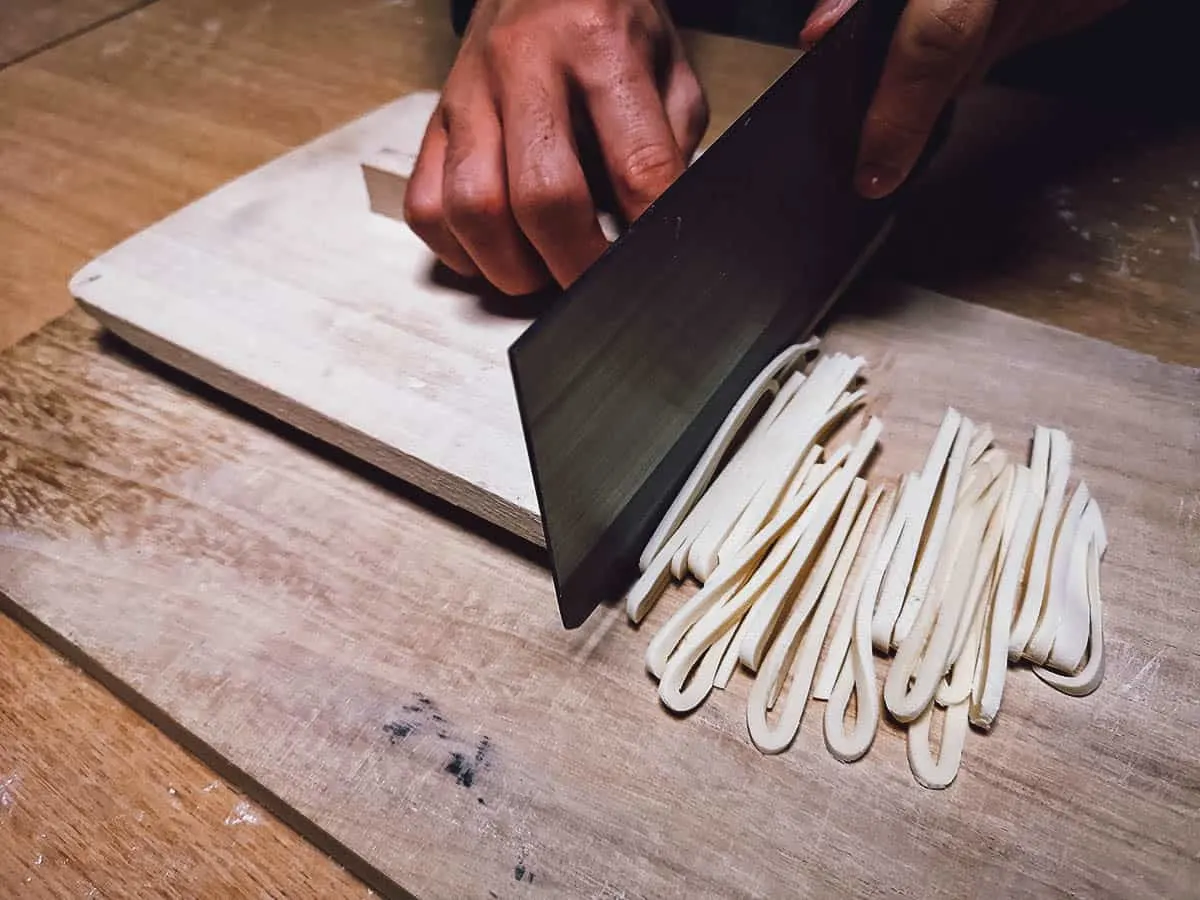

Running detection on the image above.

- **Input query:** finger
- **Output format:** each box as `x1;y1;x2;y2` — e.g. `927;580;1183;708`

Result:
441;94;550;296
573;43;687;222
493;52;610;287
855;0;996;199
404;114;479;278
662;56;709;161
800;0;857;47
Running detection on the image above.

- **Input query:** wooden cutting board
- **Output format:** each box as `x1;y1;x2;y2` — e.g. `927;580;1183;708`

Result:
71;91;550;545
2;280;1198;897
46;79;1200;899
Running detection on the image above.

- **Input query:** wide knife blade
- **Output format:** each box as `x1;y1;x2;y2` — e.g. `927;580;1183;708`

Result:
509;0;907;629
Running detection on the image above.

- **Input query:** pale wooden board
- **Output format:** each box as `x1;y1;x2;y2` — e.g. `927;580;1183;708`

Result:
2;287;1198;898
71;91;547;546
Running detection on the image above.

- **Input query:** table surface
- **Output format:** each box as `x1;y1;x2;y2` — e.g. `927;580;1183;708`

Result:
0;1;1197;897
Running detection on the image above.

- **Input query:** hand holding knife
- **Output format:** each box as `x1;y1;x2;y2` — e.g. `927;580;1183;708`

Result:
409;0;1127;295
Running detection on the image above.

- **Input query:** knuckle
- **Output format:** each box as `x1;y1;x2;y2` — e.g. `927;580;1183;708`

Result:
438;100;471;139
572;7;621;51
481;22;525;67
402;185;442;234
909;0;988;68
443;174;508;231
510;168;590;230
571;2;652;61
614;140;682;202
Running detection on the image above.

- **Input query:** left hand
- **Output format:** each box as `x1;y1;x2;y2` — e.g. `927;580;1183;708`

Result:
801;0;1130;199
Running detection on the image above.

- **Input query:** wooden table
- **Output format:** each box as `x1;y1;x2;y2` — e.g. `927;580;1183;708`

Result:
0;1;1196;898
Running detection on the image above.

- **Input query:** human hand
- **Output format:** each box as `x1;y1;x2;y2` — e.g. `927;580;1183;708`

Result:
801;0;1129;199
405;0;708;295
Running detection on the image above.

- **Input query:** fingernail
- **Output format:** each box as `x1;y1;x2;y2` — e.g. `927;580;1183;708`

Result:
854;164;903;200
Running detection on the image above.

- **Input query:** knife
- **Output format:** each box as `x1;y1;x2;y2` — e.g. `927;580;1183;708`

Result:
509;0;940;629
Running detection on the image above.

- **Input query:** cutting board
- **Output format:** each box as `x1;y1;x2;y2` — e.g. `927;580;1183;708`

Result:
48;86;1200;898
71;91;550;545
2;289;1198;898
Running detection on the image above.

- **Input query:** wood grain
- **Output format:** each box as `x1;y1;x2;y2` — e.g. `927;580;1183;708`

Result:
0;611;368;898
0;0;152;67
2;284;1197;897
3;3;371;897
2;0;1199;896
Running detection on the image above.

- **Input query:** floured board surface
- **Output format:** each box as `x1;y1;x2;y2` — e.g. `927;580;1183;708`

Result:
2;283;1198;898
70;91;548;545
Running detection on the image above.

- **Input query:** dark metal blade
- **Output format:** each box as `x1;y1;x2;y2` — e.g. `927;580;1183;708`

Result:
509;0;907;629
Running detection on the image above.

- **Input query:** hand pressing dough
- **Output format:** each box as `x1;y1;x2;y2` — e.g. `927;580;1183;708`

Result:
746;480;870;753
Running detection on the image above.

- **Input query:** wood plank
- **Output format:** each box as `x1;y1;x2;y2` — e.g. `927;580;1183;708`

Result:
0;0;152;67
0;612;367;898
1;285;1197;897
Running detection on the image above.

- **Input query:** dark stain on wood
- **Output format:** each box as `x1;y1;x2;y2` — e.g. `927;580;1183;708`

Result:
400;694;434;714
514;854;534;883
381;721;414;744
444;752;473;787
443;735;491;789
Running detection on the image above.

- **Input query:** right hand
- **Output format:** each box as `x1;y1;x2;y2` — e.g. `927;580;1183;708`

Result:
405;0;709;295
